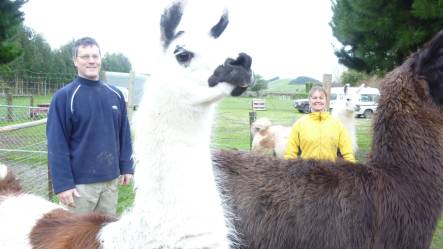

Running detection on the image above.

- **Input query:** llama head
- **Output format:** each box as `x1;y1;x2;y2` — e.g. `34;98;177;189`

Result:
415;30;443;107
341;84;363;113
251;117;272;136
157;1;254;105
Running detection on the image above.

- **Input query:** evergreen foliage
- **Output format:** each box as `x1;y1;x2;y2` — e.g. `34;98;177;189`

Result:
250;74;268;97
102;53;132;73
331;0;443;74
0;0;26;64
0;23;133;90
340;70;369;86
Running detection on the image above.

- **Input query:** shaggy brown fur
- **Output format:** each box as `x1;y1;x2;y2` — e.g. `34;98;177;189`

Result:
0;170;22;197
214;30;443;249
30;208;117;249
0;168;117;248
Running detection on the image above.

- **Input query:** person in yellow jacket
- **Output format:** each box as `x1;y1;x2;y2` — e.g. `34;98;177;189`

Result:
284;85;356;163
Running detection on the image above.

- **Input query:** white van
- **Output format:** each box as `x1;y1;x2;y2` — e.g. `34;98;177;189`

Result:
330;86;380;118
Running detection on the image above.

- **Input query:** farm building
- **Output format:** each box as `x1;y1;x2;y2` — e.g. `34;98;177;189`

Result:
104;71;150;109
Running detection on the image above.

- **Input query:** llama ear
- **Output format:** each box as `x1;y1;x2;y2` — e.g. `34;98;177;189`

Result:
210;10;229;39
415;30;443;105
416;30;443;74
356;83;365;93
160;2;184;50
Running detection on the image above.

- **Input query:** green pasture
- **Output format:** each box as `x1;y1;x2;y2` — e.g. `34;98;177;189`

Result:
118;96;443;248
0;95;51;126
1;95;51;106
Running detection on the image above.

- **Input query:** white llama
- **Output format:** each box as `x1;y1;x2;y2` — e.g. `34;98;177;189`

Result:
0;1;254;248
250;117;291;158
331;84;364;153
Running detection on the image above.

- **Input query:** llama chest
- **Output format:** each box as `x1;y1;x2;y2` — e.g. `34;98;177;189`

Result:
129;147;231;248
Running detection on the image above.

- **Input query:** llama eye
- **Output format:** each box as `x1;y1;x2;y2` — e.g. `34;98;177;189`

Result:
175;51;194;66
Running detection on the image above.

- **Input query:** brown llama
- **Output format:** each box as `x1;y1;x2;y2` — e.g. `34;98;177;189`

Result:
213;30;443;249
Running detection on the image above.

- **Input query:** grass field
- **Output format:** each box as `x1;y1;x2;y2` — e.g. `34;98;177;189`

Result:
117;95;443;248
1;95;52;106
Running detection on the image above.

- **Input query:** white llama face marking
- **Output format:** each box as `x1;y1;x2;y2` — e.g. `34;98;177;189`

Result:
158;1;254;105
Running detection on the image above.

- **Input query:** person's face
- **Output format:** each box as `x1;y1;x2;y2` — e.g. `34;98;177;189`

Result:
309;90;327;112
73;45;101;80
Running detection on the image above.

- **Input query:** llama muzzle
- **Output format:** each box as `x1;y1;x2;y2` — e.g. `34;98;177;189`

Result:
208;53;254;96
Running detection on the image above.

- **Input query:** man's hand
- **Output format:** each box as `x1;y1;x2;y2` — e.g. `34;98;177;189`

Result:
57;188;80;207
119;174;133;185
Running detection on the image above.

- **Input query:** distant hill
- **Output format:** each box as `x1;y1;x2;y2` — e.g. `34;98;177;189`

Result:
265;78;305;93
265;76;280;83
289;76;321;84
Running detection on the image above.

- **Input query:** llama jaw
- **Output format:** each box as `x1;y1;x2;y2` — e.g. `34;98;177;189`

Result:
208;52;254;96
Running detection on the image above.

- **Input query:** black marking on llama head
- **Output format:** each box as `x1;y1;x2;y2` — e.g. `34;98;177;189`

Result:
415;30;443;106
210;10;229;39
161;2;184;50
208;53;254;96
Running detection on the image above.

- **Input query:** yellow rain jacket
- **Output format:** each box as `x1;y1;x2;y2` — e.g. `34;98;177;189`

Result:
284;112;356;162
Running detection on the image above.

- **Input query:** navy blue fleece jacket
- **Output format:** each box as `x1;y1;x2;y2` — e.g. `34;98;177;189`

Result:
47;76;134;194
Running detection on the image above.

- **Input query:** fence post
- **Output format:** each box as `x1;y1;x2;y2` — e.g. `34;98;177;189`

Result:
323;74;332;110
30;95;34;107
128;71;135;121
6;92;13;121
249;111;257;149
47;165;53;201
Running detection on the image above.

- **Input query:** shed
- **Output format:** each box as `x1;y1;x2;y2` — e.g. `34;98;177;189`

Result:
104;71;149;108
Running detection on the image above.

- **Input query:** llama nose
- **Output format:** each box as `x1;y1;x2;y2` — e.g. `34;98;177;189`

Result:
208;52;254;93
227;53;252;71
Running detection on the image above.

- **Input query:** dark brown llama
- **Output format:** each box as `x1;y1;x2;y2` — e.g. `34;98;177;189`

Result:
213;30;443;249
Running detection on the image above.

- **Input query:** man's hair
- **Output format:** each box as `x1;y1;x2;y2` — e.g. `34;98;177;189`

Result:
72;37;100;58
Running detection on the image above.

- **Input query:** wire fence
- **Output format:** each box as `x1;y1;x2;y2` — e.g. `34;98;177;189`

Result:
0;95;374;200
0;69;73;96
0;105;49;198
0;103;264;199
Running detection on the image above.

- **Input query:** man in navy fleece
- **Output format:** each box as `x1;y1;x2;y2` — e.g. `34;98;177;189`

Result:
47;37;134;215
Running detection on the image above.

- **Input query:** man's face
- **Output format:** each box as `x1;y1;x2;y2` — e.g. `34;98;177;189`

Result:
73;45;101;80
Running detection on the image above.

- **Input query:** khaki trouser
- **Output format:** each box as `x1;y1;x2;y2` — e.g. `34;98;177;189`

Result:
63;178;119;215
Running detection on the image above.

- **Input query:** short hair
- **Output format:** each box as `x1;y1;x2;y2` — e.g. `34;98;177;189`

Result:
72;37;100;58
308;85;328;99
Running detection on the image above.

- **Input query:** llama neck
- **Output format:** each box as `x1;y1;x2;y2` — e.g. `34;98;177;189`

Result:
370;106;443;182
98;87;231;248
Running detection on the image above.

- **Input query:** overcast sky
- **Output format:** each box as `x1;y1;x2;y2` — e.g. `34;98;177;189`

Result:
21;0;346;81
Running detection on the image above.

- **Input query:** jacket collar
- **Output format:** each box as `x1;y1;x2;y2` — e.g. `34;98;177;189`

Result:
308;111;330;121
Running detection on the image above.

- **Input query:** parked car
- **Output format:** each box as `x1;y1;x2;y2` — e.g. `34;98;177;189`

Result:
293;99;310;113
